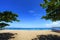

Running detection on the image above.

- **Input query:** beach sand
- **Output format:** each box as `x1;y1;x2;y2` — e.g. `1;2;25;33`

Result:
0;30;60;40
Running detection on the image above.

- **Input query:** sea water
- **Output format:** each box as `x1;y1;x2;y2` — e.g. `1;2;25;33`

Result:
2;28;52;30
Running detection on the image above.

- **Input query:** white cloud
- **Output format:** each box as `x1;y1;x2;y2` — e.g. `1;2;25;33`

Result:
45;21;60;28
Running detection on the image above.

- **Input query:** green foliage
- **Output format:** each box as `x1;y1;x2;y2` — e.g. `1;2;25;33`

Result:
40;0;60;21
0;11;19;22
0;11;19;28
0;23;9;28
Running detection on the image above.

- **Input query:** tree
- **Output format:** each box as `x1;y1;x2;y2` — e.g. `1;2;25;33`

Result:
40;0;60;21
0;11;19;28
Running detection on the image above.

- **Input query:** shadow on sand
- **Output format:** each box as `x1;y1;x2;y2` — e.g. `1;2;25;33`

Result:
32;34;60;40
0;32;17;40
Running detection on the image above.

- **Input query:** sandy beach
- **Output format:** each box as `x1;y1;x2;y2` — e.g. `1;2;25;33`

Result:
0;30;60;40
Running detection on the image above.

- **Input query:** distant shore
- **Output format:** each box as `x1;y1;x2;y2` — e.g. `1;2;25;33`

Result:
0;30;60;40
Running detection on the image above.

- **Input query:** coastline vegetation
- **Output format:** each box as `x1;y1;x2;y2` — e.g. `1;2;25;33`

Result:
0;11;19;29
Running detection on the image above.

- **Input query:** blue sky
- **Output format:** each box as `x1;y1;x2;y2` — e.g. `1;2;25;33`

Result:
0;0;59;28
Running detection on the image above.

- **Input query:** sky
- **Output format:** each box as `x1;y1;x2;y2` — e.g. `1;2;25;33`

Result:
0;0;60;28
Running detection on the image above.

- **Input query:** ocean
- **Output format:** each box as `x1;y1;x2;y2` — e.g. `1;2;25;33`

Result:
1;28;52;30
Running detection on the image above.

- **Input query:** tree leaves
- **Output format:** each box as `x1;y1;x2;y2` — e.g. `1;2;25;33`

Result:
0;11;19;22
40;0;60;21
0;11;20;28
0;23;9;28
